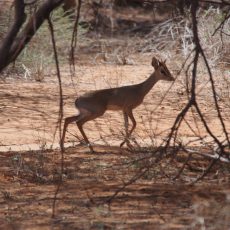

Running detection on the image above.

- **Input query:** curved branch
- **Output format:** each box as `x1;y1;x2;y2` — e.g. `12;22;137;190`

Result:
47;16;64;218
0;0;26;70
0;0;64;72
70;0;82;65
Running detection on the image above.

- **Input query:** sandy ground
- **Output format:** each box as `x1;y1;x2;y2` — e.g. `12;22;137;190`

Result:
1;56;229;151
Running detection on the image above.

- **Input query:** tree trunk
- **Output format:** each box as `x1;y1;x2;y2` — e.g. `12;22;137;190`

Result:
0;0;64;73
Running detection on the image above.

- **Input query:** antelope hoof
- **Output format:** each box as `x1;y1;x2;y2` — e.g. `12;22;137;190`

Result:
89;148;95;154
87;143;95;153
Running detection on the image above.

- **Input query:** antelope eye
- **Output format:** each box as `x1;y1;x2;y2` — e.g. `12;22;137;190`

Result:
160;69;166;75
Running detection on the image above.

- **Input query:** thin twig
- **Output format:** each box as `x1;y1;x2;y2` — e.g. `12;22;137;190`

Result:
47;16;64;218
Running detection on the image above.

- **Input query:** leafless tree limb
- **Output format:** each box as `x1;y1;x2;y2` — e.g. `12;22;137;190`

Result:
70;0;82;65
158;0;229;181
0;0;26;70
0;0;64;72
47;16;64;218
212;11;230;36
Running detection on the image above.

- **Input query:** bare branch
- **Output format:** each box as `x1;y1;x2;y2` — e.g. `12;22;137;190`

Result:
47;16;64;218
70;0;82;65
212;12;230;36
0;0;64;72
0;0;26;70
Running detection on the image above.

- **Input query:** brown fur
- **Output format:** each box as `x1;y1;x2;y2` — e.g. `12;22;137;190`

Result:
61;57;174;152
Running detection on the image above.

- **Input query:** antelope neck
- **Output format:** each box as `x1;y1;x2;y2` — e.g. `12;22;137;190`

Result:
139;71;160;97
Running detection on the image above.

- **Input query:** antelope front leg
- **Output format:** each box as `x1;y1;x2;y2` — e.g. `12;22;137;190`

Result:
120;112;129;147
120;110;136;148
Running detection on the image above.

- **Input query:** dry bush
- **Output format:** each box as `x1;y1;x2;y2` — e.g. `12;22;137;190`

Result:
134;7;230;65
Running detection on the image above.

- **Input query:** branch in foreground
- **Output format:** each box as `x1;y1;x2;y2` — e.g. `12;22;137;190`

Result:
0;0;26;70
0;0;64;72
47;16;64;218
162;0;229;182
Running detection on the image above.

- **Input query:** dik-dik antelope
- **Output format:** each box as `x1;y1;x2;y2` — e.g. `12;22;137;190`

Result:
61;57;174;152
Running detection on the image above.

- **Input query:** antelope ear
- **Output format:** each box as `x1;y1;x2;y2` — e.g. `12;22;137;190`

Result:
163;59;166;63
152;57;159;69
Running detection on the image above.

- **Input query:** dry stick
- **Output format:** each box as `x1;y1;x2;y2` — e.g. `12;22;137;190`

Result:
190;105;201;137
165;97;195;149
167;0;227;182
106;163;166;223
164;4;201;180
164;49;198;149
184;61;192;96
54;0;82;146
69;0;82;92
102;147;162;170
212;9;230;42
0;0;26;70
184;117;200;139
177;48;195;76
185;60;202;137
70;0;82;66
189;0;227;182
65;130;81;143
212;10;230;37
200;49;230;147
47;17;64;218
173;151;192;180
167;56;195;146
193;2;230;149
161;0;200;178
178;59;198;140
192;103;222;183
106;167;149;204
105;146;164;190
0;0;64;72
